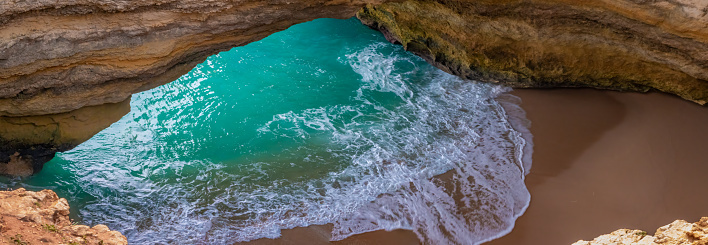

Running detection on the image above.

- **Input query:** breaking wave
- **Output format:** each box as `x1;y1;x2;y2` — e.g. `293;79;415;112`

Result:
0;18;531;245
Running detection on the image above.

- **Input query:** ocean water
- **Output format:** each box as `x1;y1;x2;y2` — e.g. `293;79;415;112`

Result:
0;18;531;244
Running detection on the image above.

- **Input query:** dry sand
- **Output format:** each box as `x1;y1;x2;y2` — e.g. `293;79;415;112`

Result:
242;88;708;245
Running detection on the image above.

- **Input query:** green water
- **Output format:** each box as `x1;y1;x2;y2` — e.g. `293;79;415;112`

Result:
1;18;530;244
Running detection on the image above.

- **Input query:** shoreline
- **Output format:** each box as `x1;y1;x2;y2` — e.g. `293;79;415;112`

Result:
242;88;708;244
239;87;535;245
3;88;703;244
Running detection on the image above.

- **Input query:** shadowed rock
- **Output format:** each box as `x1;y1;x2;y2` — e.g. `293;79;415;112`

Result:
0;0;386;175
0;99;130;175
357;0;708;104
2;0;708;175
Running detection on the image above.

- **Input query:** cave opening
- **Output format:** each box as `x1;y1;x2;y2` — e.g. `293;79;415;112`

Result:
0;18;531;244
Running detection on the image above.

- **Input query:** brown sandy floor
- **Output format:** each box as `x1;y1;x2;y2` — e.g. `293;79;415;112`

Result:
489;89;708;245
241;88;708;245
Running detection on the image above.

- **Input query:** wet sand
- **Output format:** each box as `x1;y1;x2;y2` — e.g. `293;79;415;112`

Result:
489;89;708;244
241;88;708;244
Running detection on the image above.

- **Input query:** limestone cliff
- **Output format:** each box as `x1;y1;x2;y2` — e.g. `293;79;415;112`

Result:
2;0;708;175
573;217;708;245
356;0;708;104
0;0;385;117
0;188;127;245
0;0;384;175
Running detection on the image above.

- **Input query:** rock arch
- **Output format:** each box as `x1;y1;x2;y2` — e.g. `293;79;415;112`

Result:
2;0;707;175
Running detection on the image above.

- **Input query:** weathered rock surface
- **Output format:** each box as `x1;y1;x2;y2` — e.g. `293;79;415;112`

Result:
0;99;130;176
357;0;708;105
0;188;127;245
0;0;384;175
2;0;708;175
0;0;383;117
573;217;708;245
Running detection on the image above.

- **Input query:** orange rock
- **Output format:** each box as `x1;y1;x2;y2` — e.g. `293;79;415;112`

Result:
0;188;127;245
574;217;708;245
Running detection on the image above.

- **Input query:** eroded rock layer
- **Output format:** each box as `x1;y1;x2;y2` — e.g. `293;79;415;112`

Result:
0;0;384;175
0;188;127;245
0;0;384;117
2;0;708;175
0;99;130;176
356;0;708;104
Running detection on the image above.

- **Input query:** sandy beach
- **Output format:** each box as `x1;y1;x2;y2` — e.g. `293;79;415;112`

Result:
242;88;708;245
488;88;708;244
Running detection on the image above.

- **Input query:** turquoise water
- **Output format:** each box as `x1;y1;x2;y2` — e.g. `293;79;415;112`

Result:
1;18;530;244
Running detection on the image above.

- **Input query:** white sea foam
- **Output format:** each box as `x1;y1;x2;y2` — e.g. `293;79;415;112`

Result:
238;43;532;244
9;41;532;245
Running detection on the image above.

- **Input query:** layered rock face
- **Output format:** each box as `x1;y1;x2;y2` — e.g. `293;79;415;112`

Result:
574;217;708;245
357;0;708;104
0;0;384;175
0;100;130;175
2;0;708;175
0;188;127;245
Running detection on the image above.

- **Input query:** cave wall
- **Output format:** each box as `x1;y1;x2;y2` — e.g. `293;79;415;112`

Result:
0;0;386;175
357;0;708;104
1;0;707;175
